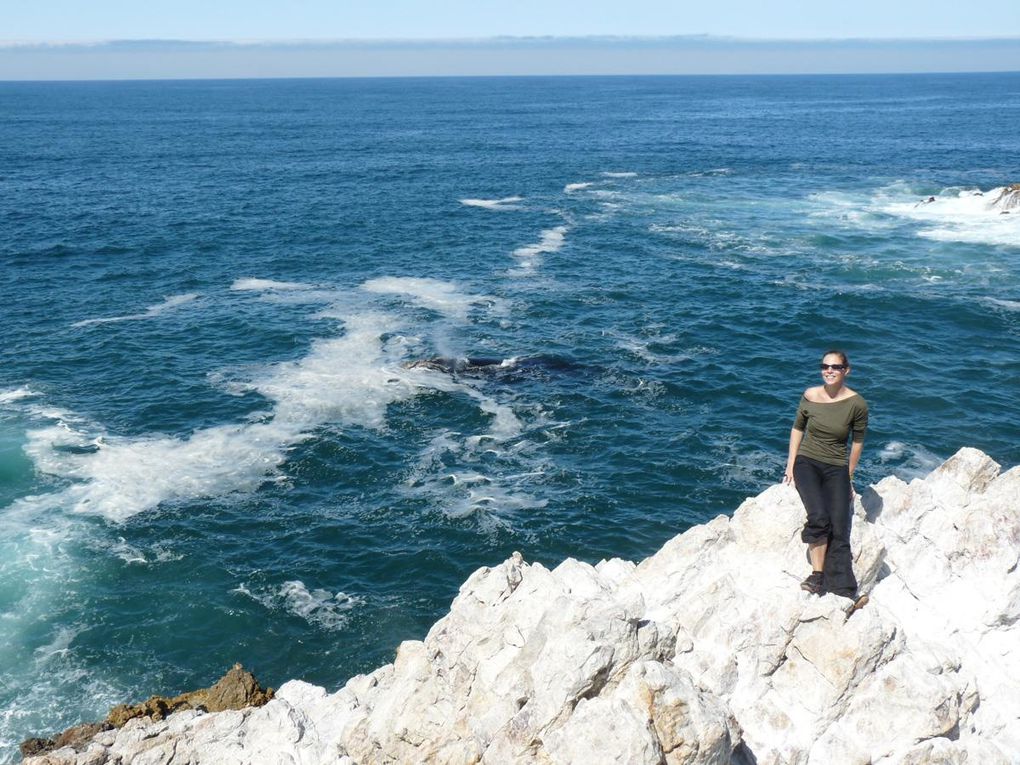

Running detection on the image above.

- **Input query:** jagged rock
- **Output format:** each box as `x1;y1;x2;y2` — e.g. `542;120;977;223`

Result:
989;183;1020;212
104;662;274;729
18;739;55;760
21;663;272;758
22;448;1020;765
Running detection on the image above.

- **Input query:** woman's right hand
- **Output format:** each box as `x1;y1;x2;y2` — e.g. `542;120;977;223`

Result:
783;468;795;485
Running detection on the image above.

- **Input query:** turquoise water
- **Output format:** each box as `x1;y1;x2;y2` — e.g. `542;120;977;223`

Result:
1;73;1018;760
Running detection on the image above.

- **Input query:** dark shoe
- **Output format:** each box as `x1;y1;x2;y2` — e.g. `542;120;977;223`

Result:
800;571;824;594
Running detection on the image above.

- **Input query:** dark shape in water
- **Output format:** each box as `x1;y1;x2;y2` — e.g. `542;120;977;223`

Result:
403;355;587;380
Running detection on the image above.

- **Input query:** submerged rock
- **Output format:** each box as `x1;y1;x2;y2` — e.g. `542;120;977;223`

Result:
22;448;1020;764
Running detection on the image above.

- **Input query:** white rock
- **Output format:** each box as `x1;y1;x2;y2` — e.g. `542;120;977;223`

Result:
24;447;1020;765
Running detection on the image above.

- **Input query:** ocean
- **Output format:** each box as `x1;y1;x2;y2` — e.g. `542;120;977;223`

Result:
1;73;1018;760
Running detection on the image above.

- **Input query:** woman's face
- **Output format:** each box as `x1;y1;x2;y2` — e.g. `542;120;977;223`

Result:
820;353;849;386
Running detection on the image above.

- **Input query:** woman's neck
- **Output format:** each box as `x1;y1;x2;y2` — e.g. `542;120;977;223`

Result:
821;383;846;400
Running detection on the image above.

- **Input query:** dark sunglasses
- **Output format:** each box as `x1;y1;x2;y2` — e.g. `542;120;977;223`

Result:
820;363;848;371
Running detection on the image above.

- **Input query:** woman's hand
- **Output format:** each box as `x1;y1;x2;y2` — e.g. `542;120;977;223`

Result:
785;429;803;487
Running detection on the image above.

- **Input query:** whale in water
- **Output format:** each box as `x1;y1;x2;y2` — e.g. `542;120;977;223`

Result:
402;355;587;378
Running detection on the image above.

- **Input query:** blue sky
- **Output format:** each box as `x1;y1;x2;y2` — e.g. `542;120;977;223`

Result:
5;0;1020;41
2;1;1019;79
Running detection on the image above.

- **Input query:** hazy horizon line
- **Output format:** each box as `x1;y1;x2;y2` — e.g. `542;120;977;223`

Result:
3;33;1020;48
2;35;1017;80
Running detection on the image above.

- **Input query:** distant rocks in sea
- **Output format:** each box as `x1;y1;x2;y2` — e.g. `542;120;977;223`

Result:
990;183;1020;213
23;448;1020;764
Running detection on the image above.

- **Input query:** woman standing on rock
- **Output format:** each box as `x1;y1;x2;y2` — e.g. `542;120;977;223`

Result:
783;350;868;600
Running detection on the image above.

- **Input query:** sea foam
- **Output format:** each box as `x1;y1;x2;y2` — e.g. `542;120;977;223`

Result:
18;279;520;522
881;186;1020;247
230;278;314;291
0;387;39;405
510;226;568;276
233;581;362;632
361;277;497;321
71;293;199;328
878;440;945;481
459;196;523;210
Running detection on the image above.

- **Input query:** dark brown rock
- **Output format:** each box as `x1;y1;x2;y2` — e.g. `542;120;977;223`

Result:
106;695;191;727
202;662;275;712
19;738;55;759
53;723;112;751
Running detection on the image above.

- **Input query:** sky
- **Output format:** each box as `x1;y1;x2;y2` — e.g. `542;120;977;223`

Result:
5;0;1020;41
1;1;1019;79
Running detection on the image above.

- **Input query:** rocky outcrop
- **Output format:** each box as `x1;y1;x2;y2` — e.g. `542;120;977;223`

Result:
21;664;273;760
23;448;1020;764
990;183;1020;212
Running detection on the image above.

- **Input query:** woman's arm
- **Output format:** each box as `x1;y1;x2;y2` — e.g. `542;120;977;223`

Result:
848;440;864;480
784;428;804;484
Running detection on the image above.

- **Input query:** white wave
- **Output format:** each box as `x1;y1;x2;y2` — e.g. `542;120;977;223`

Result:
442;481;547;522
602;171;638;178
104;537;180;566
17;308;428;521
510;225;568;276
31;625;83;662
878;441;944;482
108;537;147;565
983;297;1020;312
362;277;496;321
15;285;531;523
402;431;546;530
0;611;125;762
23;420;293;522
564;182;593;193
880;186;1020;247
0;387;39;405
649;223;706;235
467;394;523;443
612;330;716;365
233;581;361;632
230;278;313;291
247;311;423;431
72;293;198;328
805;189;897;232
459;196;523;210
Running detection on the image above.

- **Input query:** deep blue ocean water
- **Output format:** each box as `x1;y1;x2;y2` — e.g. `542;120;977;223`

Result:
1;73;1018;760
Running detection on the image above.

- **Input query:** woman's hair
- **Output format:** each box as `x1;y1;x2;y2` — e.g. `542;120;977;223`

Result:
822;349;850;367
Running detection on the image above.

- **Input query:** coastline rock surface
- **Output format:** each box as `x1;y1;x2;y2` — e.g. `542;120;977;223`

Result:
24;448;1020;764
21;664;273;761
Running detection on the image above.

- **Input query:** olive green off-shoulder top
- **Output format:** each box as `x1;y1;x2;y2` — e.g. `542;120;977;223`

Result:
793;394;869;466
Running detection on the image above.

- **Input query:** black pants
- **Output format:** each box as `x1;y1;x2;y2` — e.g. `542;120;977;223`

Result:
793;454;857;597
